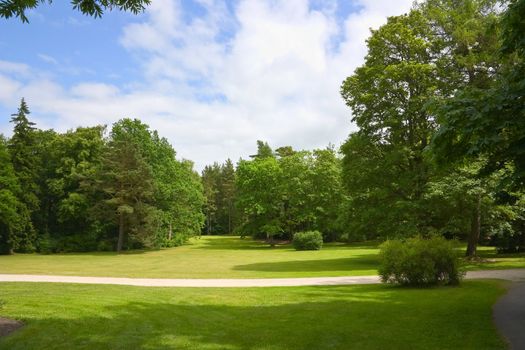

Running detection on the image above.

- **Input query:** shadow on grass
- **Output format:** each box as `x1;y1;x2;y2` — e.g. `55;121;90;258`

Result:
233;255;379;273
193;236;380;252
0;283;505;350
191;236;282;251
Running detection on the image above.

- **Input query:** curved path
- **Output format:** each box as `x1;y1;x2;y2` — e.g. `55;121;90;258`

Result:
493;281;525;350
0;269;523;287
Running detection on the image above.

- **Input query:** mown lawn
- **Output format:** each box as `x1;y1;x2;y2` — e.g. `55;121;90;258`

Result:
0;280;508;350
0;236;522;279
0;236;379;278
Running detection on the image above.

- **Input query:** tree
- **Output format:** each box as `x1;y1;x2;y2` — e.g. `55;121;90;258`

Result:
277;149;314;237
201;159;237;235
431;0;525;186
236;156;283;245
250;140;274;159
8;99;40;213
0;136;32;254
340;1;503;242
0;0;151;22
221;159;236;234
201;163;220;235
169;159;205;242
340;10;442;238
309;147;346;241
102;118;204;248
42;126;106;251
99;129;154;253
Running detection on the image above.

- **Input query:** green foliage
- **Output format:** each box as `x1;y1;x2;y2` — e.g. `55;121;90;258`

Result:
201;159;237;235
0;0;151;22
431;0;525;186
236;142;346;242
8;98;40;216
379;236;464;286
2;102;204;254
236;155;283;240
339;0;518;255
292;231;323;251
0;135;32;254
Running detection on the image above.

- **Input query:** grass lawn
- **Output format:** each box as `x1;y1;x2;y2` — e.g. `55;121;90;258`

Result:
0;280;508;349
0;236;522;279
0;236;379;278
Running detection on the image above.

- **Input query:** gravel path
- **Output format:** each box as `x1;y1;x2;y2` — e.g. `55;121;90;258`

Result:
0;269;523;287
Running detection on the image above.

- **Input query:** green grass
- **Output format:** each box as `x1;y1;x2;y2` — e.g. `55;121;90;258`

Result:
0;236;380;278
0;280;508;349
0;236;522;279
465;246;525;271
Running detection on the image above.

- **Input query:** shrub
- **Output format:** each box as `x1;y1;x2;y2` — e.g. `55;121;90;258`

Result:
293;231;323;251
379;236;463;286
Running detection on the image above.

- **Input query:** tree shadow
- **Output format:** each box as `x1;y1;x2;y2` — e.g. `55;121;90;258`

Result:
192;236;380;252
0;283;504;350
233;255;380;273
190;236;281;251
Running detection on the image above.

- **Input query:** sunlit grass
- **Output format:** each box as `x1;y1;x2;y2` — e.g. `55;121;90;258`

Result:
0;236;522;279
0;280;507;349
0;236;379;278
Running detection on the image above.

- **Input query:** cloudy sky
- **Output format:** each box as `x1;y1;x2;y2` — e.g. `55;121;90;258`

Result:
0;0;413;171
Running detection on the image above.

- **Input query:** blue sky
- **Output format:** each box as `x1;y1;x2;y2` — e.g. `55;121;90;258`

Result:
0;0;412;170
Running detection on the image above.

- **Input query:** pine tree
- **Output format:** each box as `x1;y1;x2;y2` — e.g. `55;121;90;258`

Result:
8;98;40;213
99;139;154;252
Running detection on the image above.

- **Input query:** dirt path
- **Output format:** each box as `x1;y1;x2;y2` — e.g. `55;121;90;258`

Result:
0;269;523;287
0;318;23;337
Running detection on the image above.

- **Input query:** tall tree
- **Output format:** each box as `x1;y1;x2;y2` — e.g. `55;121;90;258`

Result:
340;1;503;242
221;159;237;234
431;0;525;185
340;10;442;237
202;163;220;235
8;99;41;249
99;130;154;252
236;156;283;244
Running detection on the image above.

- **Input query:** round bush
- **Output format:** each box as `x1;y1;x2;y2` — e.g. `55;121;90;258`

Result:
379;236;464;286
293;231;323;251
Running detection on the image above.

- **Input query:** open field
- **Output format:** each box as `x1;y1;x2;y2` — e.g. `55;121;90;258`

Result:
0;236;379;278
0;280;508;350
0;236;523;279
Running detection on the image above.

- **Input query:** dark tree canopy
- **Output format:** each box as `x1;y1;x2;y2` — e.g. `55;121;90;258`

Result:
0;0;151;22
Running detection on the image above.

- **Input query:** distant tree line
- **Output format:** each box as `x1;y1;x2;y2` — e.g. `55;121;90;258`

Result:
0;100;204;254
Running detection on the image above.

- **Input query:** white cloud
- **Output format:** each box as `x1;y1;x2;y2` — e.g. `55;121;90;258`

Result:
0;0;413;171
37;53;58;65
0;60;31;76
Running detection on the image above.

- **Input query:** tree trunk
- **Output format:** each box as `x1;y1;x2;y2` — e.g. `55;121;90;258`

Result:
466;194;481;257
117;212;125;253
168;220;173;241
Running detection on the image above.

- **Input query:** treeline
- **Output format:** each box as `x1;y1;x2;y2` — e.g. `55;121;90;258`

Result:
0;100;204;253
206;141;346;242
201;0;525;256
